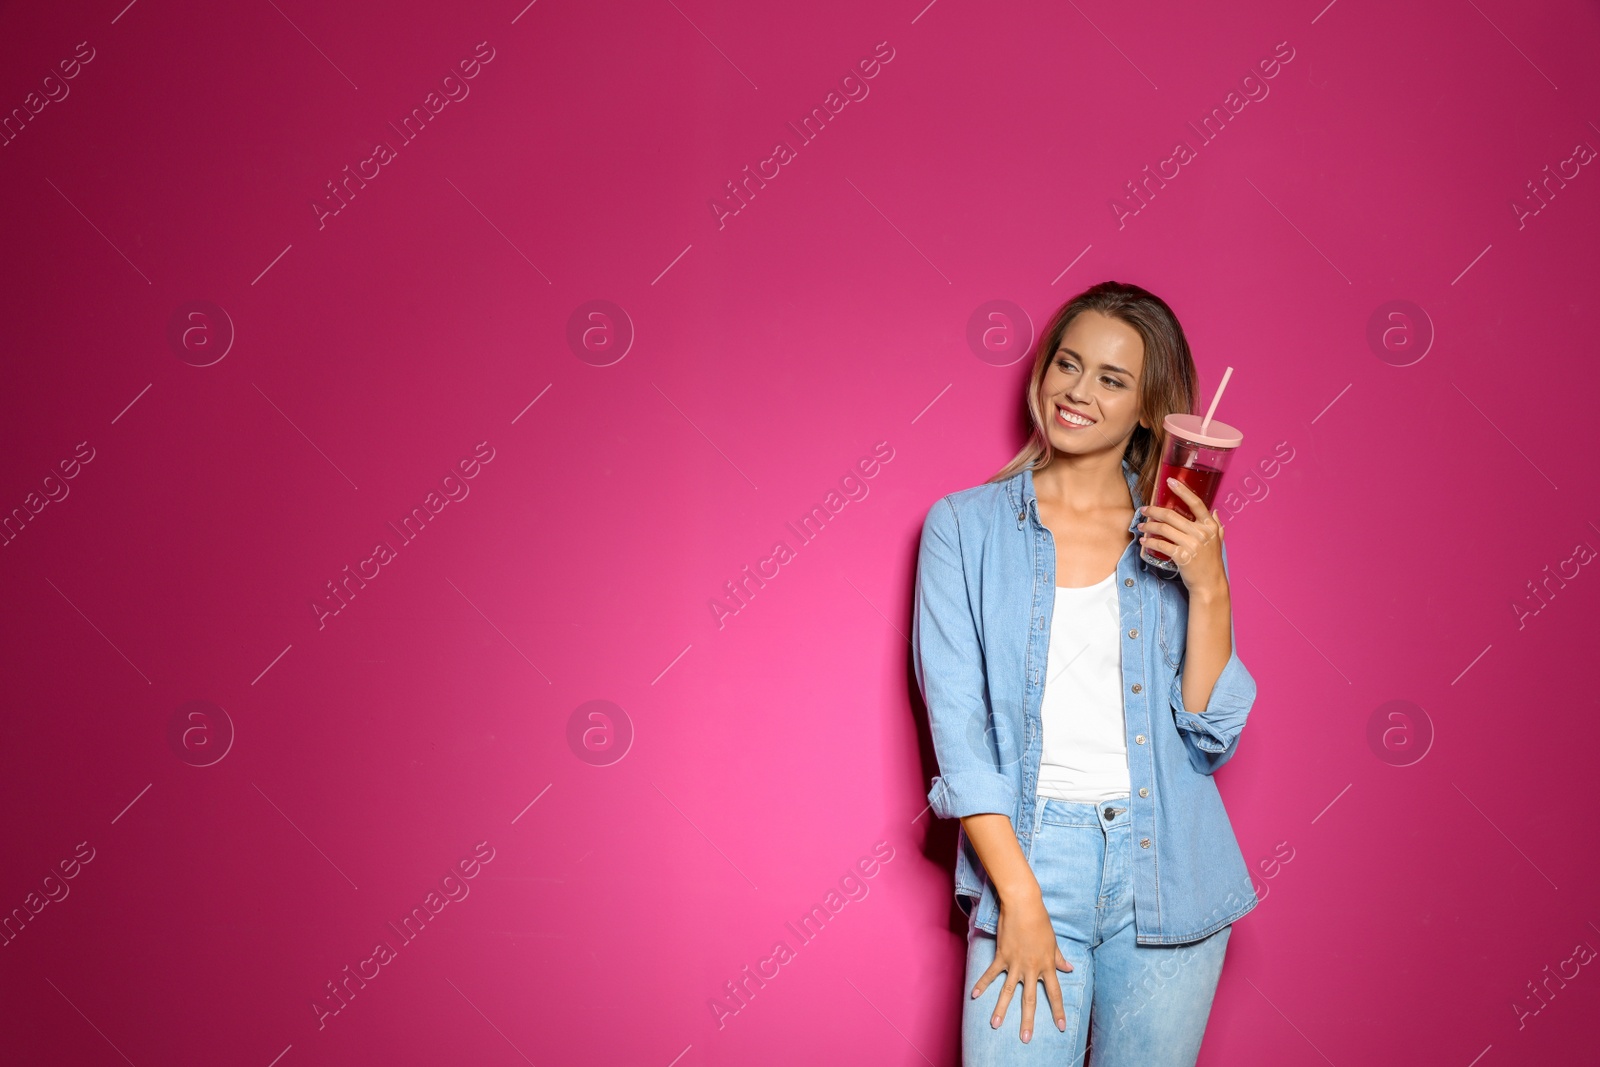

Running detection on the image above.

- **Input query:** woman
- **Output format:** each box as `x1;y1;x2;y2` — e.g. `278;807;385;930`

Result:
913;280;1260;1065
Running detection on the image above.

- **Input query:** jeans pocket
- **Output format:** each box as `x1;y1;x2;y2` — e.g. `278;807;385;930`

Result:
1030;822;1103;946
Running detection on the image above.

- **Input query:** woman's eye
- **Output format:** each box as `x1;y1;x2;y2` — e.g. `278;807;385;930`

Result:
1056;358;1124;389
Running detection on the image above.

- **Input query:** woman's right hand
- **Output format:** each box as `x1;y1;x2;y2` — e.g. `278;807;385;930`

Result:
971;888;1071;1042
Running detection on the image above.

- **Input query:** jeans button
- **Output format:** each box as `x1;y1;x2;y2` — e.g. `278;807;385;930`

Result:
1103;807;1114;820
1128;628;1139;639
1140;838;1151;848
1131;683;1142;693
1139;787;1149;797
1135;734;1146;745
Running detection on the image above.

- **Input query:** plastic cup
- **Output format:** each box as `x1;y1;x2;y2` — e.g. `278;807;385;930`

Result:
1140;413;1243;572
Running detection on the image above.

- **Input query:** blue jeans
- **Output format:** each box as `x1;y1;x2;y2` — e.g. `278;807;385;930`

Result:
961;797;1232;1066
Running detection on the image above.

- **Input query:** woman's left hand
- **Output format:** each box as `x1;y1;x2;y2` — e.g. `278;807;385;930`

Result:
1138;477;1228;596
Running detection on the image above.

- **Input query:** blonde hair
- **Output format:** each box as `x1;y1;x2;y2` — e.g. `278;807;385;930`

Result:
990;280;1198;510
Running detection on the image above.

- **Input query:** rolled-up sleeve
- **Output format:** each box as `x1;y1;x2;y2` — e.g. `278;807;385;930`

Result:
1170;542;1257;774
913;498;1019;821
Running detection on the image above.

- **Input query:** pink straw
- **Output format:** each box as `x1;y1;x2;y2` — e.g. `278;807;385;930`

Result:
1199;366;1233;435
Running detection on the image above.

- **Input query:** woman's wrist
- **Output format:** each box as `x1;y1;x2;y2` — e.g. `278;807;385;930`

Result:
961;812;1044;908
995;876;1043;907
1187;577;1230;606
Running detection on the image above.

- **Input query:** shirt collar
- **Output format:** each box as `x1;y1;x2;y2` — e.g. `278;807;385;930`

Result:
1013;458;1145;533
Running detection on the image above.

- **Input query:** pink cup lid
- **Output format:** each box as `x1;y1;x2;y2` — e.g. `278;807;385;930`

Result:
1163;412;1243;450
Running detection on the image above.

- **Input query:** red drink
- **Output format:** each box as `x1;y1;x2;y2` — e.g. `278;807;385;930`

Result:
1142;461;1223;563
1140;413;1242;573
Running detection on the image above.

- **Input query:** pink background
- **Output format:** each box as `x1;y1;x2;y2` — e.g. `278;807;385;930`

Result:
2;0;1597;1063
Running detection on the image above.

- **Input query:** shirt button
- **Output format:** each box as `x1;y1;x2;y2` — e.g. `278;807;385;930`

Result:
1124;578;1134;587
1135;735;1146;744
1128;628;1139;639
1140;838;1151;848
1131;683;1142;693
1018;510;1026;521
1139;787;1149;797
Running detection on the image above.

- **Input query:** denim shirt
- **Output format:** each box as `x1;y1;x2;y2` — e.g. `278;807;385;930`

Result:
913;459;1260;945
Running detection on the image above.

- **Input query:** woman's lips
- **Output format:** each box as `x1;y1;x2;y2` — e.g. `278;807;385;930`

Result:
1055;404;1096;428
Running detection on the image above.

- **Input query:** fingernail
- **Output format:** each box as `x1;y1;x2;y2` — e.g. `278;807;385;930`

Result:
1022;1029;1031;1042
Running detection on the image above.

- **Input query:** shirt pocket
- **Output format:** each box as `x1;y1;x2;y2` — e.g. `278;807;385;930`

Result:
1156;575;1188;669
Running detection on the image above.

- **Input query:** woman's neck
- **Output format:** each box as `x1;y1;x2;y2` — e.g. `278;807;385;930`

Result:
1033;453;1131;513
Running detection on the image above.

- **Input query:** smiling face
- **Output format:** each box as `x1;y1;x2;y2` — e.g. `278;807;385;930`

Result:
1039;309;1151;457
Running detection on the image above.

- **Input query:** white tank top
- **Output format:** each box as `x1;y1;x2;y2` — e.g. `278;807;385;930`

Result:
1036;572;1131;802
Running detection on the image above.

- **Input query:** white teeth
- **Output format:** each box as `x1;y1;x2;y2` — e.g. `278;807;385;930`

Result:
1058;407;1093;426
